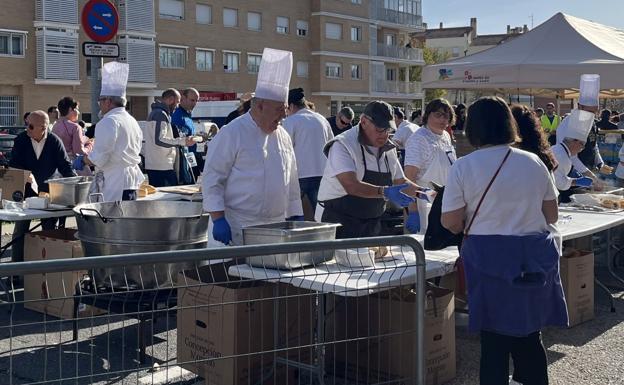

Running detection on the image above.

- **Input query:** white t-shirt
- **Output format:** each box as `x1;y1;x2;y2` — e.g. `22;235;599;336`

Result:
325;142;404;179
393;120;419;149
283;108;334;178
442;145;558;236
404;126;454;171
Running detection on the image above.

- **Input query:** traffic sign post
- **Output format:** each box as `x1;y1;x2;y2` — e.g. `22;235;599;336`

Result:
83;42;119;58
81;0;119;124
81;0;119;43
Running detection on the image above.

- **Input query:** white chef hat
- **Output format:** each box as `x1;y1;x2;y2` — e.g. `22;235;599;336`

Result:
254;48;293;103
578;74;600;107
100;61;129;98
558;109;595;143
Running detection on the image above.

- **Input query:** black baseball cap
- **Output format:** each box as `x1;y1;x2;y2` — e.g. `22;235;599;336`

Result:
363;100;396;130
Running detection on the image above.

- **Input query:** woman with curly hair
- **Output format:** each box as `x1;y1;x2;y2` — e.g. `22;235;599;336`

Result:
510;104;558;172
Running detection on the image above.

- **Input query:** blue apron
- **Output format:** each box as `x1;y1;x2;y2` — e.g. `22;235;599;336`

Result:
462;232;569;337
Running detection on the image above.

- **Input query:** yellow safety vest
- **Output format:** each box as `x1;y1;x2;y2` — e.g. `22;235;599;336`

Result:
540;114;561;133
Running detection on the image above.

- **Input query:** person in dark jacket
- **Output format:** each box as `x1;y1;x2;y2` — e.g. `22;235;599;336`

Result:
9;110;76;262
596;109;618;130
326;106;354;137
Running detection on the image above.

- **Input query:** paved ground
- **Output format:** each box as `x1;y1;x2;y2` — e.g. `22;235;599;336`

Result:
1;220;623;384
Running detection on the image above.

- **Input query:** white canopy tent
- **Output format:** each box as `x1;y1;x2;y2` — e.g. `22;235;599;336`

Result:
422;13;624;98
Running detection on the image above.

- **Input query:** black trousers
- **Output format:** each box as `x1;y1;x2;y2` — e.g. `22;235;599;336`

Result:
480;330;548;385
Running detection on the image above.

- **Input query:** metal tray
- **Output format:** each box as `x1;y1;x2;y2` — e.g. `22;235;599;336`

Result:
243;221;340;269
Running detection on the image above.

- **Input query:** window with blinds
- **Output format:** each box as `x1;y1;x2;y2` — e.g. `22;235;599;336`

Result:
325;23;342;40
0;31;26;57
223;8;238;27
296;61;308;78
118;35;156;83
325;62;342;78
35;27;79;81
117;0;155;33
248;12;261;31
276;17;289;34
196;4;212;24
159;0;184;20
296;20;308;37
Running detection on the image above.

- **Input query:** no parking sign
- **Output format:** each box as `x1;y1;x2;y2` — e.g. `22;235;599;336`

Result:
81;0;119;43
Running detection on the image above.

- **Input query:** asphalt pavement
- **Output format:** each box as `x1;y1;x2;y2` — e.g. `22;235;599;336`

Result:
0;220;623;384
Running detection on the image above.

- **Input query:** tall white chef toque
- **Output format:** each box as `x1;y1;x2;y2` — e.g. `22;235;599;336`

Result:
254;48;293;103
578;74;600;107
100;61;129;98
559;109;595;142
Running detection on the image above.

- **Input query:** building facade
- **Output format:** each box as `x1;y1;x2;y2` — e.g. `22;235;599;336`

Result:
0;0;424;124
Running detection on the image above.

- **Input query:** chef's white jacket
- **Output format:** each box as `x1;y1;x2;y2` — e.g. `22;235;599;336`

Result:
283;108;334;178
202;112;303;245
89;107;145;202
551;142;574;191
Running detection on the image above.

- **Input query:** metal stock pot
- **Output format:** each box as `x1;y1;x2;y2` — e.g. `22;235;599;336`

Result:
74;200;209;289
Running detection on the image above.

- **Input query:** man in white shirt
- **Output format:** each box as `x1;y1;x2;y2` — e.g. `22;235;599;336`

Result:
283;88;334;216
202;48;303;246
83;62;144;202
316;100;423;238
392;107;419;150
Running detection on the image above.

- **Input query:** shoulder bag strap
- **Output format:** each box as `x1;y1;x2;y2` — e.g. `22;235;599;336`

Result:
464;148;512;236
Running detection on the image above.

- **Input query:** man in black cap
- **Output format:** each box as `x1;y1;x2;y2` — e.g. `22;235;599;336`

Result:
283;88;334;216
315;100;425;238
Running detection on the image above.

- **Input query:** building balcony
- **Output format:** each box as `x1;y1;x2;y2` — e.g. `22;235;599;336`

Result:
374;43;423;61
369;0;423;28
371;80;422;95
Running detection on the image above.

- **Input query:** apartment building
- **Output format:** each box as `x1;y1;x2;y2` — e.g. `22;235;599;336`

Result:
0;0;424;124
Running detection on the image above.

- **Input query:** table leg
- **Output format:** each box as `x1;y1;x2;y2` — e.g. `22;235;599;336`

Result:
595;278;616;313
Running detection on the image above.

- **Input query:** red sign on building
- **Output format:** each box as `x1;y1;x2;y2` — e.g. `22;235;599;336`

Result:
198;92;237;102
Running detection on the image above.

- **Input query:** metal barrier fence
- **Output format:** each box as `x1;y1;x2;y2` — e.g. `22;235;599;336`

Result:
0;236;427;385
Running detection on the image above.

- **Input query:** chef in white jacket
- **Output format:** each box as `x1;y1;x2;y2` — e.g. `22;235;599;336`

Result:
556;74;603;190
202;48;303;245
551;108;595;200
84;62;144;202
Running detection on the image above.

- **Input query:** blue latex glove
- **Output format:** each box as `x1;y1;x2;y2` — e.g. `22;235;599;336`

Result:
72;155;84;170
286;215;305;221
405;211;420;234
212;217;232;245
383;183;416;208
575;177;593;187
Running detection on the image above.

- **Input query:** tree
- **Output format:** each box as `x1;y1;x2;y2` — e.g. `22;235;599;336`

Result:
411;47;451;103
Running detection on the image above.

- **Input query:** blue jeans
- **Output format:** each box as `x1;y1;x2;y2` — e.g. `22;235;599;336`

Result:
146;169;178;187
299;176;322;211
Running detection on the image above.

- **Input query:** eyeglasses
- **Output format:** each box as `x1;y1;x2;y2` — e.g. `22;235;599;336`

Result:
431;111;450;120
340;118;351;126
363;115;390;133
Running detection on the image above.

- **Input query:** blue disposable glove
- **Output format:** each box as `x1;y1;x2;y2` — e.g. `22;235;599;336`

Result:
286;215;305;221
212;217;232;245
405;211;420;234
575;177;593;187
383;183;416;208
72;155;84;170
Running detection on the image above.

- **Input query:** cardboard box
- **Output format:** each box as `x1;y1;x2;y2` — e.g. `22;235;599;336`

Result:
23;229;105;319
560;249;595;327
0;167;29;207
326;284;456;385
176;265;275;385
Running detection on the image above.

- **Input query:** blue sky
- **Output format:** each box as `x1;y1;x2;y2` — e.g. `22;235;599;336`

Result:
422;0;624;34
